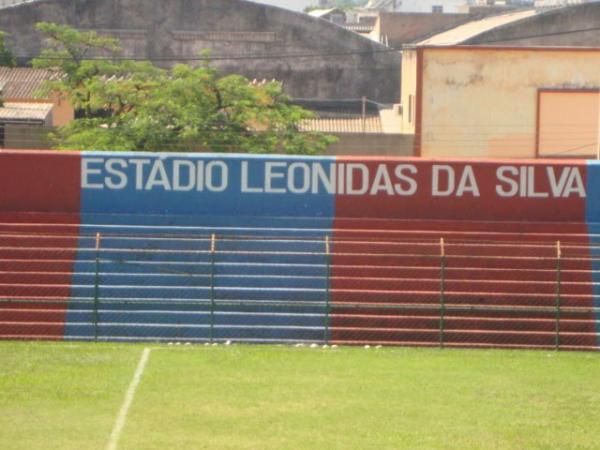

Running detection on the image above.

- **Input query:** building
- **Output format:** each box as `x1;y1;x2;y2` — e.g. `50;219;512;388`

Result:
0;0;400;103
400;45;600;159
308;8;347;25
0;67;73;127
437;1;600;46
0;67;73;149
295;98;413;156
535;0;594;9
370;12;474;48
367;0;471;13
251;0;316;11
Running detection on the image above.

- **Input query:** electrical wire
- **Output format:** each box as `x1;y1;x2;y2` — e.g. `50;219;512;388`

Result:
14;21;600;63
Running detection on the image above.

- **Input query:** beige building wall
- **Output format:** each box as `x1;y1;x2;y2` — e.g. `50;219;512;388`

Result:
400;48;418;135
405;47;600;159
49;93;75;127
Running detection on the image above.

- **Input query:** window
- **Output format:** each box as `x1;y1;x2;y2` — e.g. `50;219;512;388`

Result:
432;5;443;13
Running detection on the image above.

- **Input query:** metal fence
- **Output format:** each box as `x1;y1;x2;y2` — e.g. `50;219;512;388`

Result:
0;228;599;350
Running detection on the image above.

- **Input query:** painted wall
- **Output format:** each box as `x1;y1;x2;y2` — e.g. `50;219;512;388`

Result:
400;48;418;135
1;150;593;222
402;47;600;158
1;150;599;347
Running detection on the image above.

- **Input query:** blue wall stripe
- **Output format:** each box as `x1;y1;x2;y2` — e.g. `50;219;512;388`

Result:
586;161;600;347
67;153;337;342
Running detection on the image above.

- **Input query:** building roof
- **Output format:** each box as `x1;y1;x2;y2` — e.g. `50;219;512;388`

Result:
0;102;53;122
300;116;383;133
0;67;58;99
0;0;35;8
295;99;384;133
308;8;346;18
343;23;375;33
417;9;537;45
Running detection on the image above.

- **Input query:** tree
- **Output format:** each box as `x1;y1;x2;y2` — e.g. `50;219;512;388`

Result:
0;31;15;67
33;23;336;154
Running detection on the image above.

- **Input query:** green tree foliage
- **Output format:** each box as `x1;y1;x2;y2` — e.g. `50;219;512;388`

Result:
33;22;335;154
0;31;15;67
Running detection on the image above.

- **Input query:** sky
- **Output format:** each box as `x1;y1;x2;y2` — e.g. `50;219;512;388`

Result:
248;0;317;12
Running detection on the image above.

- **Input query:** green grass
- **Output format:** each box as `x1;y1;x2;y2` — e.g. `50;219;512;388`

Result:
1;343;599;449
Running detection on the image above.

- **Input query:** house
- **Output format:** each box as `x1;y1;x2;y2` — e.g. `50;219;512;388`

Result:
0;67;73;127
400;45;600;159
0;67;73;149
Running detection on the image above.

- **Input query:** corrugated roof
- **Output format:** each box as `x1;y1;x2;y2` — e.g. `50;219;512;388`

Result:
300;117;383;133
343;24;375;33
0;67;58;99
0;102;52;122
295;98;385;133
417;9;537;46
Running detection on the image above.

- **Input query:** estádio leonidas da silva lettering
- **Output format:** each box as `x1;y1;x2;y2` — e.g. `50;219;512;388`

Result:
81;157;586;199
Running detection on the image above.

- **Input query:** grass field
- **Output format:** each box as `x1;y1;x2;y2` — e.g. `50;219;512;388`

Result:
1;343;599;450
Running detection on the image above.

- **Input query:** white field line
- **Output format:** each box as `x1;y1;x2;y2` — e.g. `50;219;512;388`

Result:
106;347;152;450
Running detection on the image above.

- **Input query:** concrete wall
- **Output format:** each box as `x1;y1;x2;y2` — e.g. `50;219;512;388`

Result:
324;133;414;156
4;124;52;149
0;0;400;102
467;2;600;45
405;47;600;159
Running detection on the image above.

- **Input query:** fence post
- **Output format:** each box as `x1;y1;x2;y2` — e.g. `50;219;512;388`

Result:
555;240;562;351
361;96;367;133
439;237;446;349
209;234;216;344
325;235;331;345
93;232;101;343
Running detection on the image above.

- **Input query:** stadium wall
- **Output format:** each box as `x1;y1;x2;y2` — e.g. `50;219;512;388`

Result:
0;150;598;347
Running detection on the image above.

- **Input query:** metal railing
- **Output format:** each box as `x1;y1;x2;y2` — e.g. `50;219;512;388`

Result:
0;228;599;350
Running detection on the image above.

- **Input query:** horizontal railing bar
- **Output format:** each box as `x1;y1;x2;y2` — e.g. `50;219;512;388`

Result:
5;308;598;322
78;337;322;343
2;219;600;238
331;313;600;324
3;298;600;314
5;246;600;263
329;326;598;337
